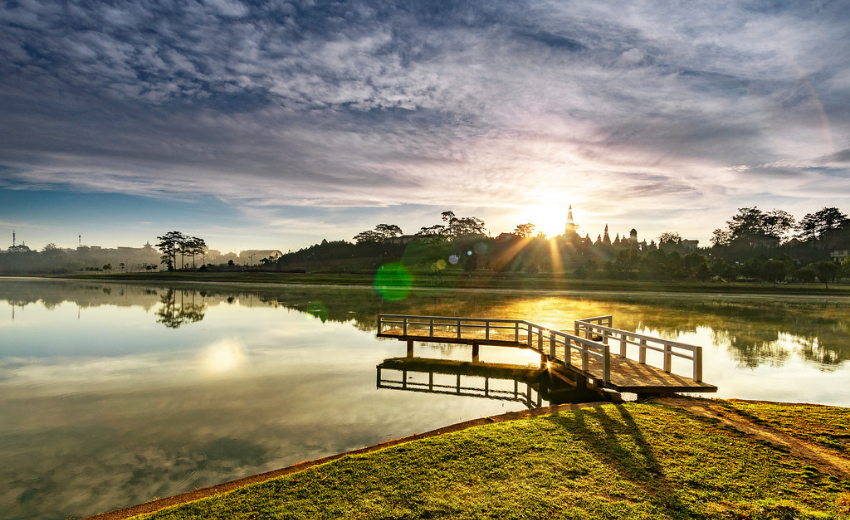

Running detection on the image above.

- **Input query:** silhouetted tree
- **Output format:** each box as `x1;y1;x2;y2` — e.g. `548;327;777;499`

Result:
513;223;536;238
796;207;848;242
156;231;187;270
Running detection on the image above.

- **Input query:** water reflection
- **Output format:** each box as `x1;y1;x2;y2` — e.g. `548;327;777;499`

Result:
0;279;849;520
376;357;607;408
155;289;206;329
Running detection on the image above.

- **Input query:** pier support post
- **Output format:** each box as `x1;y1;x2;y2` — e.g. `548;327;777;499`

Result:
406;340;414;358
472;343;480;362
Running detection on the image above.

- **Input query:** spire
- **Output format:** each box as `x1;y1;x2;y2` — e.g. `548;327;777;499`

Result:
603;224;611;245
564;204;576;235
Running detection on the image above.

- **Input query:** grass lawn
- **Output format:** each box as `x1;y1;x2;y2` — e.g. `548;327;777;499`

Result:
130;401;850;519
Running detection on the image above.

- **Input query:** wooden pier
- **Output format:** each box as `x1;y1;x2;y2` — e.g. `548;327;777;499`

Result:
377;314;717;396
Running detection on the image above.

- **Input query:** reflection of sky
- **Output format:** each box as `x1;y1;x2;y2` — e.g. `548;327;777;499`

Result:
2;283;850;519
0;295;535;520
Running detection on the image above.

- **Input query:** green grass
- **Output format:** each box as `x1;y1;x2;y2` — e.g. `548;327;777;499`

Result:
134;402;850;519
724;400;850;454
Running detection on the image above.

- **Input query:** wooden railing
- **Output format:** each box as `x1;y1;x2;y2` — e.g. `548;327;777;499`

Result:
574;317;703;382
377;314;612;383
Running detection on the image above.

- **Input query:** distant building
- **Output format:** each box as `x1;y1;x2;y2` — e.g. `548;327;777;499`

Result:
386;235;419;245
682;239;700;251
239;250;283;265
831;249;849;263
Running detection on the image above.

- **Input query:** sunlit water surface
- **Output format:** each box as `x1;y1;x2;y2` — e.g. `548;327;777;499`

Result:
1;278;848;519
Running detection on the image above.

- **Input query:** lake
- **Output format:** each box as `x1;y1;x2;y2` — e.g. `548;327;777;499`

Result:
1;278;849;519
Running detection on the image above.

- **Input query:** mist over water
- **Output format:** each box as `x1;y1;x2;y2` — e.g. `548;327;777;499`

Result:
1;278;848;519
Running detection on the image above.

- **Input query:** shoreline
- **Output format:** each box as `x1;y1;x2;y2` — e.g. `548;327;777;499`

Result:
83;396;850;519
83;401;612;520
4;274;850;302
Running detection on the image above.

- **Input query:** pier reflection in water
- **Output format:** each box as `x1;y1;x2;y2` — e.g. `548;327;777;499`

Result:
376;356;608;408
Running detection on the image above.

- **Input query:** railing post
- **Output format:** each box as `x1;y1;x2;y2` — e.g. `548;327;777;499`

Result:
457;319;461;339
402;317;408;336
377;315;382;332
564;338;572;367
663;342;672;373
549;334;555;360
694;346;703;382
606;316;613;327
537;327;543;353
619;333;626;357
581;342;589;371
602;345;611;383
527;323;532;346
429;317;434;337
602;329;609;346
485;320;490;341
514;321;519;342
639;338;647;364
574;321;580;337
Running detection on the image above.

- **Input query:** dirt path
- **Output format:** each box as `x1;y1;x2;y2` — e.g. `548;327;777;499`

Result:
655;397;850;477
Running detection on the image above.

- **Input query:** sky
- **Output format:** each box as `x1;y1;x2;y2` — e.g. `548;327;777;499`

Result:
1;0;849;253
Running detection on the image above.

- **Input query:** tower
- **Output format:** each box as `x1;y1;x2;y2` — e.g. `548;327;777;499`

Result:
12;230;15;248
564;205;576;235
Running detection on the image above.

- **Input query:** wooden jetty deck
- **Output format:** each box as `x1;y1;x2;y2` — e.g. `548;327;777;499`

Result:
377;314;717;395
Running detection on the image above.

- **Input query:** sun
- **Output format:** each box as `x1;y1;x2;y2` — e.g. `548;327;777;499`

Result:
522;203;567;239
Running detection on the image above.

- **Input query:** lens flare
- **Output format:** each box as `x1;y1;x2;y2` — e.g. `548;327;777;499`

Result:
374;262;413;301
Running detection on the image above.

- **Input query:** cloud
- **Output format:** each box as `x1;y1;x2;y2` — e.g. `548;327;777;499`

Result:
0;0;849;246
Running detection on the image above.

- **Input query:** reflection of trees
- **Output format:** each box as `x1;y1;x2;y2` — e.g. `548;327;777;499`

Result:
3;279;849;369
155;289;206;329
710;329;790;369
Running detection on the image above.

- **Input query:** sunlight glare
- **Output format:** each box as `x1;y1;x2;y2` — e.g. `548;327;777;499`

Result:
199;338;245;375
518;201;568;239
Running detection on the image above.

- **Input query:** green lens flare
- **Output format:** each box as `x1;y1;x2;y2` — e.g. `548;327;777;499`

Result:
374;263;413;301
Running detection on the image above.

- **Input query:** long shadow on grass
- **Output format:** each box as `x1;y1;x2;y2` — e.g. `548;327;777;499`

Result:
544;404;699;518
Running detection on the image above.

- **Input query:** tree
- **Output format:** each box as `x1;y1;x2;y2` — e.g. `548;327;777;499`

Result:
710;228;732;247
156;231;187;270
815;261;840;289
513;223;536;238
710;257;737;280
353;230;384;244
725;207;795;245
353;224;403;244
761;259;787;287
658;232;682;247
796;207;849;242
375;224;403;240
183;236;207;269
796;265;816;283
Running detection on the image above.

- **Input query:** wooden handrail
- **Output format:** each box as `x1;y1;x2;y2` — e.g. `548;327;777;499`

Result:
574;318;703;382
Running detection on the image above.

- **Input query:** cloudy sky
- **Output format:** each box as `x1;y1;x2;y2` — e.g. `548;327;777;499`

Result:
1;0;849;252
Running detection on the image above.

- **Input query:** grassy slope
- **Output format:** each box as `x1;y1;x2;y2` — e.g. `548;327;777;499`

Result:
135;402;850;520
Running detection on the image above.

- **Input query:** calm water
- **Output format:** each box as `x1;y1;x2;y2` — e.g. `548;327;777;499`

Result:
1;278;849;519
